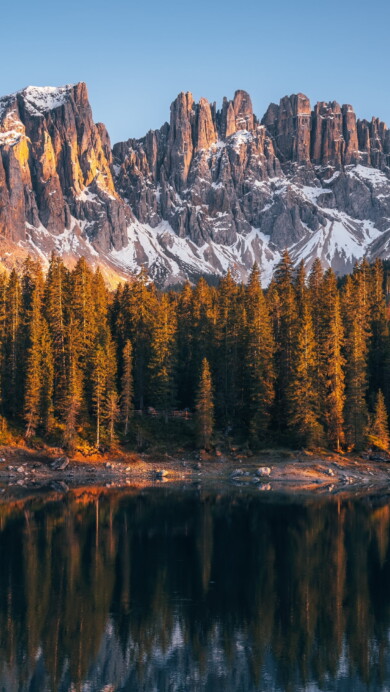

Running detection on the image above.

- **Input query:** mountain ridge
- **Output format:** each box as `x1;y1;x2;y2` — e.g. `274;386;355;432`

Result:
0;82;389;285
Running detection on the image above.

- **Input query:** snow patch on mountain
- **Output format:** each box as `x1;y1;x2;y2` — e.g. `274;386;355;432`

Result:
22;85;75;115
348;165;389;187
110;220;280;286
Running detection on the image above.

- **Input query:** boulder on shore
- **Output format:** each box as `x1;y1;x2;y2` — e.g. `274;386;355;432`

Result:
257;467;271;477
50;456;70;471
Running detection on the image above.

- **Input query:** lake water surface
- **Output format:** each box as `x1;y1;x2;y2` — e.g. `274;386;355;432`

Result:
0;486;389;691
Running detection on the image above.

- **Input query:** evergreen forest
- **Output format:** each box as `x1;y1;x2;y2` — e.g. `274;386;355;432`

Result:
1;251;390;454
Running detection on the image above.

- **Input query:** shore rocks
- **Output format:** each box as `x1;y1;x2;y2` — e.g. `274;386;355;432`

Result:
153;469;168;480
50;456;70;471
257;467;271;477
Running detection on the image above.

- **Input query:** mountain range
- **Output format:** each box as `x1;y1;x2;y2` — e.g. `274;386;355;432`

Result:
0;82;389;285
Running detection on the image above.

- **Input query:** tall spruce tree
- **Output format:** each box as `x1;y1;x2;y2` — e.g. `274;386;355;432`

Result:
4;269;22;418
148;293;177;421
271;250;299;431
92;345;107;449
104;389;120;446
368;260;389;403
367;390;389;451
121;340;134;436
244;264;275;446
195;358;214;450
322;293;345;451
24;285;44;438
342;274;369;449
63;315;83;451
215;271;242;427
288;302;322;447
44;255;69;417
176;282;194;409
119;270;157;410
39;319;54;435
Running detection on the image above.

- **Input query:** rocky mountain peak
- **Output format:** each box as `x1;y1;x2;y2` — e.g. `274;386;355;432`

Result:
0;82;390;288
0;80;130;257
262;93;312;163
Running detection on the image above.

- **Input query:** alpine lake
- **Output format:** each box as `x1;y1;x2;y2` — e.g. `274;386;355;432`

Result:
0;482;389;691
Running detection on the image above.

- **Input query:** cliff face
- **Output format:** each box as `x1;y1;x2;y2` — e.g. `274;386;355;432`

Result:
0;82;389;285
0;83;131;259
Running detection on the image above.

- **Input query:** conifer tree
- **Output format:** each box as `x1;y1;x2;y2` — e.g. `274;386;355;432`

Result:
215;270;243;426
44;255;69;417
367;390;389;451
288;303;322;447
4;269;22;418
121;340;134;436
271;250;299;430
294;260;308;316
24;286;43;438
308;259;326;405
342;274;370;449
92;345;107;448
195;358;214;450
343;315;369;449
322;293;345;451
24;278;54;438
119;269;156;410
244;264;275;446
368;260;388;401
104;389;120;446
70;257;97;364
63;316;83;451
148;294;177;422
191;278;216;387
176;281;194;408
0;272;7;426
39;319;54;435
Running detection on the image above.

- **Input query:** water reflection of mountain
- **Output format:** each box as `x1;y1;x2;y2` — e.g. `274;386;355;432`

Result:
0;488;390;691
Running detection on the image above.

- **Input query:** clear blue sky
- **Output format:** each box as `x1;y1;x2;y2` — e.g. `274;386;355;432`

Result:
1;0;389;144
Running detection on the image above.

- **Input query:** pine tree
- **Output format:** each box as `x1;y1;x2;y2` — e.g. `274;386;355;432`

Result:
244;264;275;446
368;260;388;402
367;390;389;451
24;279;54;439
323;293;345;451
176;281;194;408
191;278;216;390
215;271;243;427
4;270;22;418
308;259;326;407
118;270;157;410
271;250;299;430
121;340;134;436
288;303;322;447
63;316;83;451
44;255;69;417
294;260;308;316
0;272;7;427
104;389;120;446
342;274;370;449
195;358;214;450
148;293;176;422
92;345;107;449
24;286;43;438
39;319;54;435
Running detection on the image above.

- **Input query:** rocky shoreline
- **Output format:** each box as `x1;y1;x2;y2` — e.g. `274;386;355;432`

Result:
0;445;390;501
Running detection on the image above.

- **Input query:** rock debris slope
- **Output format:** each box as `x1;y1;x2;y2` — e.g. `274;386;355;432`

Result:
0;82;389;285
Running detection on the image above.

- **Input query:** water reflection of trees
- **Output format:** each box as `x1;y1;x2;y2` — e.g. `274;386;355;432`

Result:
0;490;390;690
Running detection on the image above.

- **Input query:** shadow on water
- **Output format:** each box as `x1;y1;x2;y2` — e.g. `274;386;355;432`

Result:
0;487;390;690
